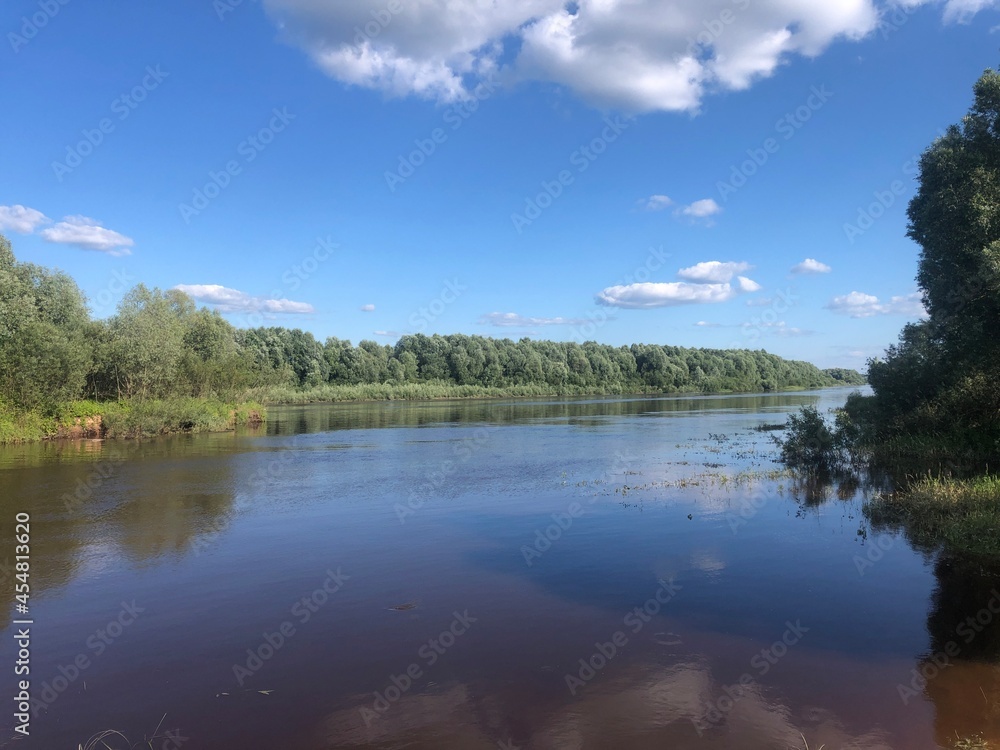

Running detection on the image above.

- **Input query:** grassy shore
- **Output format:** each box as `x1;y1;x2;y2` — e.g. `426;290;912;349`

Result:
866;474;1000;558
0;398;265;444
254;380;848;405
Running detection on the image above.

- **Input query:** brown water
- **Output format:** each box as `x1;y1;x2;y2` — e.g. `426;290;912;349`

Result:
1;388;998;749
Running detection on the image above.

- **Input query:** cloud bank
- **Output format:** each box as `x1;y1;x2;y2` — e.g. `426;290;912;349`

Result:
262;1;993;112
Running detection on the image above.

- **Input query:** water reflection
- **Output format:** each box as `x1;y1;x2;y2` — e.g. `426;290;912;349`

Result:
922;556;1000;746
310;659;899;749
1;388;999;749
264;391;840;436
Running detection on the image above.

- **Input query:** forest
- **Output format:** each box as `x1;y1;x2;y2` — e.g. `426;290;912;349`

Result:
0;232;860;441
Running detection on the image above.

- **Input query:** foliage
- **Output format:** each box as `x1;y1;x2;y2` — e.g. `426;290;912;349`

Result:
0;233;859;442
856;68;1000;464
775;406;846;472
866;474;1000;558
821;367;866;385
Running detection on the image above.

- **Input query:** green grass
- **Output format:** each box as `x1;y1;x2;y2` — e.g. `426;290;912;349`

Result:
866;474;1000;557
256;380;849;406
0;398;266;444
100;398;266;439
0;400;56;443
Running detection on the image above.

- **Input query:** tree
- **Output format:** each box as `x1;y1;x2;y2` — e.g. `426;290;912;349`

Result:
909;68;1000;370
99;285;191;400
0;235;91;410
852;68;1000;447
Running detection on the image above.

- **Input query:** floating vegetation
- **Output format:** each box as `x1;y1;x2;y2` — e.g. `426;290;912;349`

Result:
753;422;787;432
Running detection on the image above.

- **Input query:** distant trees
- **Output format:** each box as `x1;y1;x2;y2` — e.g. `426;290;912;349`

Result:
0;234;856;416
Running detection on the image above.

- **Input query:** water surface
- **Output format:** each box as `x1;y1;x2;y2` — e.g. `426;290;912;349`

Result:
1;388;998;749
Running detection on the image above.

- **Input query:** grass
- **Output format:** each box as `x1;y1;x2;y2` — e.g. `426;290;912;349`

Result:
865;474;1000;557
256;380;851;406
952;734;990;749
257;381;659;404
0;398;266;444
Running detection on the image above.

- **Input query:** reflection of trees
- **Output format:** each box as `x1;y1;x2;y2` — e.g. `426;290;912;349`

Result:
0;438;237;631
265;392;829;436
921;555;1000;747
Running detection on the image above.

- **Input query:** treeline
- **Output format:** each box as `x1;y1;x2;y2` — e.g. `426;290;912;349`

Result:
840;68;1000;462
0;233;856;419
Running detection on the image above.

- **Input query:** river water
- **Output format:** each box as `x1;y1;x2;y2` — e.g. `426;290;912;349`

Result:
1;387;998;749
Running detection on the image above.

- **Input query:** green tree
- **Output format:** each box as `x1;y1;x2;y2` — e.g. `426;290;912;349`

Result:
0;235;91;410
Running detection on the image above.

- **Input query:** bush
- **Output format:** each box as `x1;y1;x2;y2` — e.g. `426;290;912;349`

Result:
775;406;844;471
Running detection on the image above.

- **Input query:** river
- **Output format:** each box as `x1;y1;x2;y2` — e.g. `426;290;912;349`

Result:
1;387;998;749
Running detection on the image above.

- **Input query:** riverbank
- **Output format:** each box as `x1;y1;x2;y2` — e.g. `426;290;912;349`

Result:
254;380;856;405
0;398;265;444
866;474;1000;558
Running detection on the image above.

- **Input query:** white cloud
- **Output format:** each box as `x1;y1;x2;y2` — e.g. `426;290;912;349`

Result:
791;258;832;274
597;280;742;309
360;303;376;312
174;284;314;314
678;198;722;219
694;321;724;328
938;0;1000;23
770;321;815;336
638;194;673;212
0;204;48;234
736;276;762;292
600;258;761;309
826;290;926;318
374;330;400;337
39;215;134;255
677;260;752;283
264;0;970;112
479;312;589;327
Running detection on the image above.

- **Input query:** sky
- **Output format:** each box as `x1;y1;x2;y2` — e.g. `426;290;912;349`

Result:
1;0;998;369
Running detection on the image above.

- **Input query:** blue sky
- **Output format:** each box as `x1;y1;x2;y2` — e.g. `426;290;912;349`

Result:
1;0;997;369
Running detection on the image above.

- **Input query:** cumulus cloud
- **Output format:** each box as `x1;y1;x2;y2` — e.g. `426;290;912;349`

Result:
677;261;752;283
0;204;48;234
286;0;993;110
826;290;926;318
256;0;999;112
360;303;376;312
678;198;722;220
791;258;832;274
597;281;740;309
599;258;761;309
479;312;590;327
40;216;134;255
174;284;314;314
638;194;673;212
